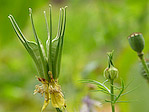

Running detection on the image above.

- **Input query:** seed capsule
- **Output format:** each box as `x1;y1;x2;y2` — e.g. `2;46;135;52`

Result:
128;32;145;53
104;66;118;80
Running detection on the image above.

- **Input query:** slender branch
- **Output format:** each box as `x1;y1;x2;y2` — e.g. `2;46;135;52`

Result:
138;52;149;78
110;79;115;112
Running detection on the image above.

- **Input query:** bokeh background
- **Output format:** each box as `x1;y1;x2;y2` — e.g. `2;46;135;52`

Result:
0;0;149;112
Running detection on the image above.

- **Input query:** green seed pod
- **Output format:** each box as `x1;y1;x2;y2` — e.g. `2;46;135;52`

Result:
104;66;118;80
128;32;145;53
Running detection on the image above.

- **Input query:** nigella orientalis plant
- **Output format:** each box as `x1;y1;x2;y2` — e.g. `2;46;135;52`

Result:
128;32;149;82
81;51;136;112
8;4;67;112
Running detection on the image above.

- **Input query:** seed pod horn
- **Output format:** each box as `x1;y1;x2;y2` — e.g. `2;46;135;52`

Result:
104;51;119;80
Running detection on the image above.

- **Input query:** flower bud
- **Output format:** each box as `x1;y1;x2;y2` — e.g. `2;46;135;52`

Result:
104;66;118;80
128;32;145;53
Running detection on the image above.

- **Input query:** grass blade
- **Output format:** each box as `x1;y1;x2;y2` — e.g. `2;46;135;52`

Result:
80;79;110;93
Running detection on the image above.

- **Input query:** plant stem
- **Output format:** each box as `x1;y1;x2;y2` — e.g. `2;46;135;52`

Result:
56;108;62;112
138;52;149;78
110;79;115;112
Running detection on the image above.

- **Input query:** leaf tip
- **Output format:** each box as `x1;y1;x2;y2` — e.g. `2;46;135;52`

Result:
49;4;52;8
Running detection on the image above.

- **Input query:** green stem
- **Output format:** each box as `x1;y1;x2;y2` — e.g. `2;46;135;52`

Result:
56;108;62;112
138;52;149;78
110;79;115;112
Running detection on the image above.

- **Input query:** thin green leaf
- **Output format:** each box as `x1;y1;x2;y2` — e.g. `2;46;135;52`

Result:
112;85;122;90
103;79;109;84
80;79;110;93
96;90;111;95
105;100;112;103
90;89;110;95
124;79;134;90
91;88;116;96
8;15;44;78
121;85;140;96
116;100;137;103
97;86;110;93
114;79;125;103
29;8;50;81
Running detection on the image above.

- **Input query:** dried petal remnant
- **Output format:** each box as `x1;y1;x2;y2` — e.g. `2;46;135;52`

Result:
49;78;65;108
33;84;44;96
34;76;65;111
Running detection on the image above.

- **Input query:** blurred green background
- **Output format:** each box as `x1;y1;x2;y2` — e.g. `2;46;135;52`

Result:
0;0;149;112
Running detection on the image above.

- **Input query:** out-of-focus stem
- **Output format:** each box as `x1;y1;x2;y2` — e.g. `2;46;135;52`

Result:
138;52;149;78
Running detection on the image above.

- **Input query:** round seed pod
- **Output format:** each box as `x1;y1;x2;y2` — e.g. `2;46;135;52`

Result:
128;32;145;53
104;66;118;80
